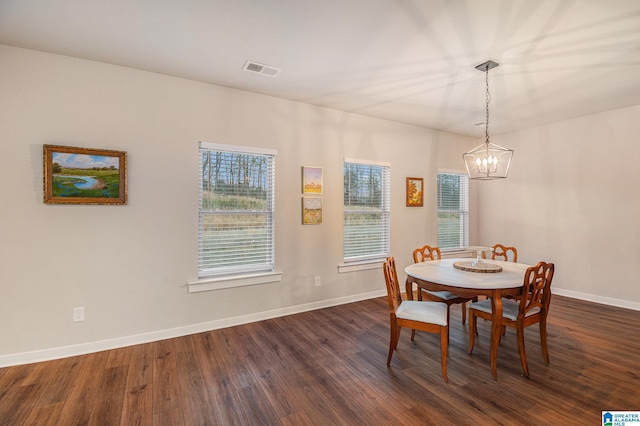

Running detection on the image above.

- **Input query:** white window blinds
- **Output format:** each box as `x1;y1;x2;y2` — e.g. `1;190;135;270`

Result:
437;171;469;250
343;159;391;262
198;142;276;278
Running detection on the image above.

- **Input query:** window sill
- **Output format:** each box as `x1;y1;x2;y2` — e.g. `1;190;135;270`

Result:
338;259;385;274
188;271;282;293
440;249;475;259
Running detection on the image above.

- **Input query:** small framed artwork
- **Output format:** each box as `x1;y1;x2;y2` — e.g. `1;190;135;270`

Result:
43;144;127;205
302;197;322;225
302;166;323;194
406;177;424;207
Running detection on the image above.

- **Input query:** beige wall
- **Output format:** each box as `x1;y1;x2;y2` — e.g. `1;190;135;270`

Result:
0;45;476;364
5;44;637;365
474;104;640;308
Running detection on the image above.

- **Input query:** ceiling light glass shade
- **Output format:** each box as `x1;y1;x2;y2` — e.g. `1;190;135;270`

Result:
463;142;513;180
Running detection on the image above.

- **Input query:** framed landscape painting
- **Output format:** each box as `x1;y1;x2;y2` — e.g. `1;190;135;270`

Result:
406;177;424;207
302;166;322;194
302;197;322;225
43;144;127;205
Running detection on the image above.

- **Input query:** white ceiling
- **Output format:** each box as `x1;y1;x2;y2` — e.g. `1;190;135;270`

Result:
1;0;640;137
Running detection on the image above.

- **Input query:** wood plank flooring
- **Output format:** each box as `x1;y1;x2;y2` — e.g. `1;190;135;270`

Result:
1;294;639;425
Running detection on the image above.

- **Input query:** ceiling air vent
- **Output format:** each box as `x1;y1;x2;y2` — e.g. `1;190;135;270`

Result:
243;60;281;78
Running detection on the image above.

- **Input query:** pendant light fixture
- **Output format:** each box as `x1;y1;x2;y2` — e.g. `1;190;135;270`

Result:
463;60;513;180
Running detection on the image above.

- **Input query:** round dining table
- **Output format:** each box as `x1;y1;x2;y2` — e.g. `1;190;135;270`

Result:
405;258;530;380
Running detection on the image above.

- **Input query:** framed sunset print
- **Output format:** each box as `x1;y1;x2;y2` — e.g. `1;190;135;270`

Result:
302;166;323;194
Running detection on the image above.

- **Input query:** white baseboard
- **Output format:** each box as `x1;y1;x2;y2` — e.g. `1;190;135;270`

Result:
553;287;640;311
0;289;387;368
3;287;636;368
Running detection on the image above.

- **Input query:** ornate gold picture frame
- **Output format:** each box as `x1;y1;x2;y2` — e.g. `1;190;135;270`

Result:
43;144;127;205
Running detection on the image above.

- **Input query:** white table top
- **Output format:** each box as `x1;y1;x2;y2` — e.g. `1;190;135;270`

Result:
405;258;530;290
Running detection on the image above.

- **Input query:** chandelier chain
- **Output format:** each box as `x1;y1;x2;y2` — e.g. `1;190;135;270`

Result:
485;66;491;144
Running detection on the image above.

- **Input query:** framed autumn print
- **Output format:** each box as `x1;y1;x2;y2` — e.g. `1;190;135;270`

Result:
406;177;423;207
43;144;127;205
302;166;322;194
302;197;322;225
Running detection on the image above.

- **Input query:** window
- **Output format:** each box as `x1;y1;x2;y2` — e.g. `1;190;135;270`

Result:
437;171;469;250
343;159;391;263
198;142;276;278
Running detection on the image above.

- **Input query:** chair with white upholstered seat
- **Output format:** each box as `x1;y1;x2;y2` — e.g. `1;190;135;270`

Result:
383;256;449;382
467;261;555;377
412;245;476;324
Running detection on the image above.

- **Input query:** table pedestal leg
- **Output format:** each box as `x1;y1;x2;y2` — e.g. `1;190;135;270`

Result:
405;279;414;300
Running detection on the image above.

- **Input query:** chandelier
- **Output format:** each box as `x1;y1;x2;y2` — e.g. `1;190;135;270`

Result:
463;60;513;180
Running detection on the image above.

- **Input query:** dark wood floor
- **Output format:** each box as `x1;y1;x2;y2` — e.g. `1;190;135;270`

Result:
1;294;640;425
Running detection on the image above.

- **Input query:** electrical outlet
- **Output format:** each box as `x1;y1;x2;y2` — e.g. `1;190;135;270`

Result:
314;276;321;286
73;307;85;322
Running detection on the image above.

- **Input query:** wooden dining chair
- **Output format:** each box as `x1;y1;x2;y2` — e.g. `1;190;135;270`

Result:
383;257;449;382
412;245;476;324
491;244;520;305
491;244;518;263
467;261;555;377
